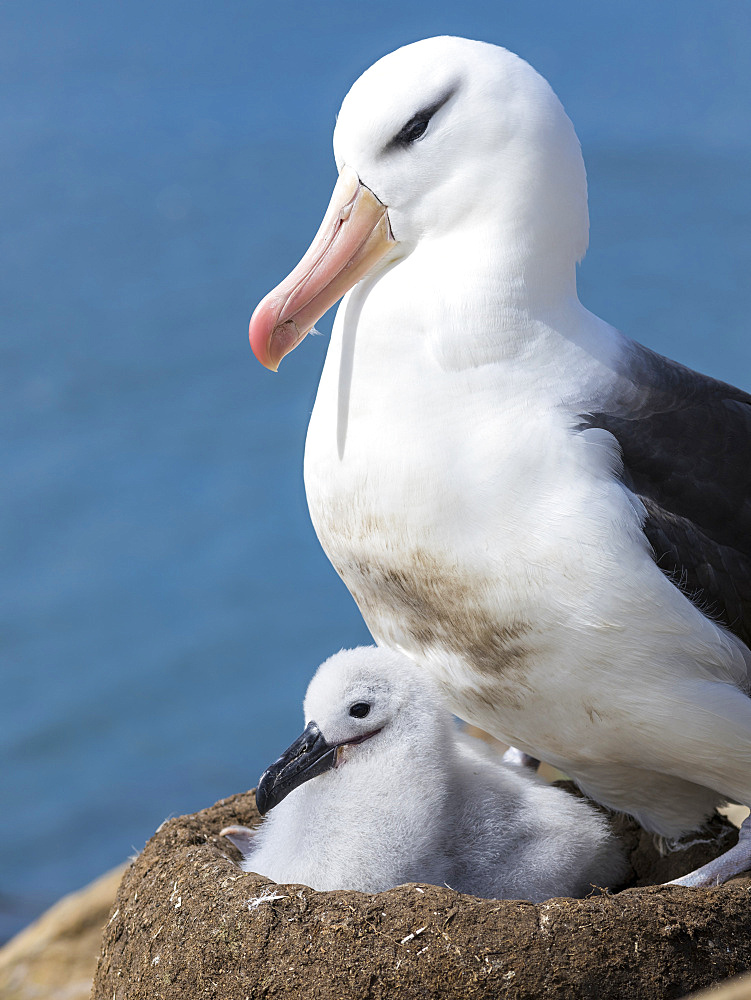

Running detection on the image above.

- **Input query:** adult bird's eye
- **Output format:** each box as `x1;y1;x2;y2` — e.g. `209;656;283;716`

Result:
349;702;371;718
388;88;456;151
393;113;431;147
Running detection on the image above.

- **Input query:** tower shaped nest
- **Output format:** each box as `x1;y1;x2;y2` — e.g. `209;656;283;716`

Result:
93;788;751;1000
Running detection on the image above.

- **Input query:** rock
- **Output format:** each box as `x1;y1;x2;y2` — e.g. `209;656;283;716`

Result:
0;864;126;1000
92;788;751;1000
681;970;751;999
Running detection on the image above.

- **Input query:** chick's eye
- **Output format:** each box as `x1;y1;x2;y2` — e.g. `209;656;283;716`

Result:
349;702;371;718
394;113;430;147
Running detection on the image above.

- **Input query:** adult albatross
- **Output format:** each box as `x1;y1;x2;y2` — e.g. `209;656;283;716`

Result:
248;36;751;886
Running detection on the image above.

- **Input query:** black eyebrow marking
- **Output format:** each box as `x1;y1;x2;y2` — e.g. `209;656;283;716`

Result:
384;85;458;153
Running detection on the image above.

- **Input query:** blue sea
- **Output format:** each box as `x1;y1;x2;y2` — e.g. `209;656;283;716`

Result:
1;0;750;941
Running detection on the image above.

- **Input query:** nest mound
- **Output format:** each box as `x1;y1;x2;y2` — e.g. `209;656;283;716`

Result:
93;789;751;1000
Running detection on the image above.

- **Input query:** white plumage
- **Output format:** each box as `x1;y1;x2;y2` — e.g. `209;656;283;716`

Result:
248;37;751;885
230;647;627;901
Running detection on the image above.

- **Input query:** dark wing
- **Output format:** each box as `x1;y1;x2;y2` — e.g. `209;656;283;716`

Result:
580;341;751;648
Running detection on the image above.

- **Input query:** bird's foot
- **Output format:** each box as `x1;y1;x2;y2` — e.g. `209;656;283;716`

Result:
502;747;541;770
667;812;751;887
219;824;256;855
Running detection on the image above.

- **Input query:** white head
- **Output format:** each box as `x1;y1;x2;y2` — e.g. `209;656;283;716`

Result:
335;36;588;260
249;36;589;370
255;646;451;814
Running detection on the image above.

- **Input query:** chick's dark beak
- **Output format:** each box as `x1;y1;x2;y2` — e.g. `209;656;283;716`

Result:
255;720;338;815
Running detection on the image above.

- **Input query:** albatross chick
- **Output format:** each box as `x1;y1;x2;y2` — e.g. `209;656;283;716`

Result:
223;647;627;901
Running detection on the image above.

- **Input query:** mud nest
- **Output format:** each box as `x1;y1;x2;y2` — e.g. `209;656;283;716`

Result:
93;787;751;1000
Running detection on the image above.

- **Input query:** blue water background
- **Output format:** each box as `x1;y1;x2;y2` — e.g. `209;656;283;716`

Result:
1;0;750;940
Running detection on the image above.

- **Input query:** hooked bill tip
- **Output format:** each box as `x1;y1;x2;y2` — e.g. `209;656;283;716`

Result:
267;320;304;370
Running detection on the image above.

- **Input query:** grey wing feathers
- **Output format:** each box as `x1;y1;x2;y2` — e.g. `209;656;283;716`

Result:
581;341;751;647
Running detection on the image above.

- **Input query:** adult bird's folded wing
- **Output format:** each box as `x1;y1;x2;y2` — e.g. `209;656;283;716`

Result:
581;341;751;652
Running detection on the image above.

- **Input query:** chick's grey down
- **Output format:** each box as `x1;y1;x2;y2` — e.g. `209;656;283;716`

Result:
230;647;627;900
248;36;751;886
